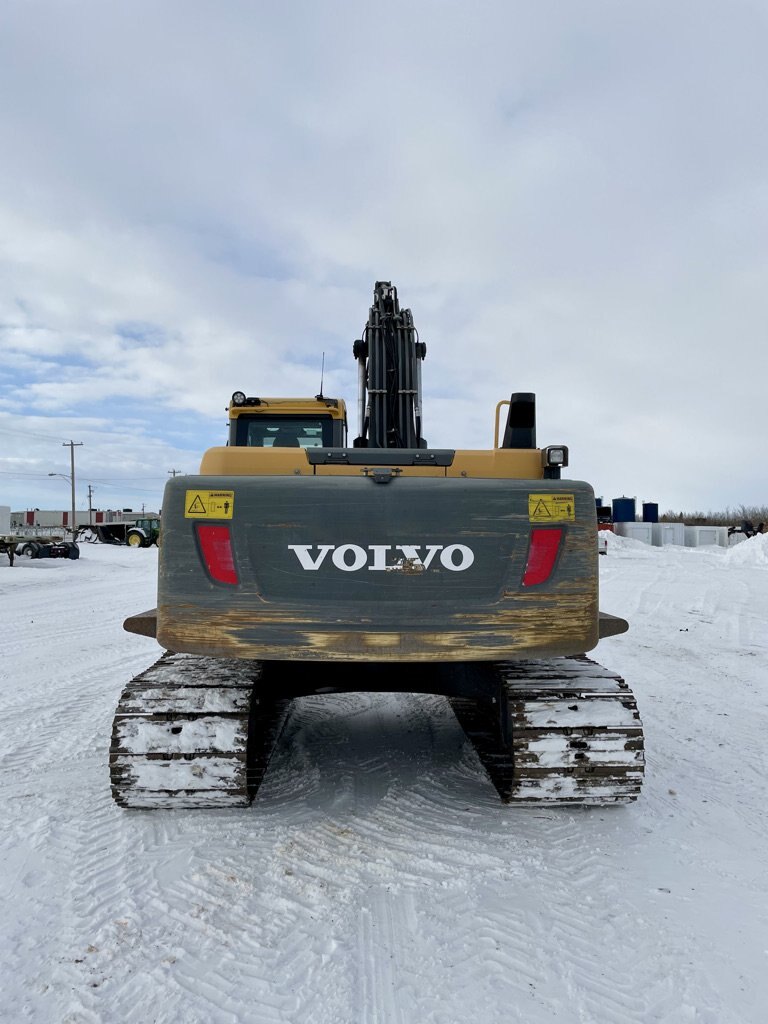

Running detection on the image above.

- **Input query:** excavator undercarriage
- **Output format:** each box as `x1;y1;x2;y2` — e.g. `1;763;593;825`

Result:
110;653;643;809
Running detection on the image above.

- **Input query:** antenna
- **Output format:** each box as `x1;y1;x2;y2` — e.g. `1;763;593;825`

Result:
316;351;325;400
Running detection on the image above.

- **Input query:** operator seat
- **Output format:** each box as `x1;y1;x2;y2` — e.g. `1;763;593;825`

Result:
273;429;301;448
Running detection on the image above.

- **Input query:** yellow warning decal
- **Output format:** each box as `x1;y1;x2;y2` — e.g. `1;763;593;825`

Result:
529;493;575;522
184;490;235;519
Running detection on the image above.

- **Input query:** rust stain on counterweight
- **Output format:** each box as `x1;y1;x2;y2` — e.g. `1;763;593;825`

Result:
156;588;598;663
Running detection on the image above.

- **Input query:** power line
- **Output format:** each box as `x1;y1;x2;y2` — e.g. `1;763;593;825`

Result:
1;461;170;496
86;475;168;484
0;423;70;443
0;471;60;478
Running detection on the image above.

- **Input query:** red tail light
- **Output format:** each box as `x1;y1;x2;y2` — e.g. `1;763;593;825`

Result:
522;528;563;586
197;525;239;585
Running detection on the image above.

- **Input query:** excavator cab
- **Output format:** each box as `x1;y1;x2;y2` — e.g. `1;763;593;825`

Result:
228;396;346;448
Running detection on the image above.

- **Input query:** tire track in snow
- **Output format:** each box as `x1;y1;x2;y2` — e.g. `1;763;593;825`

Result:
239;691;540;1022
357;889;416;1024
0;651;154;777
49;795;154;1022
1;555;163;1021
4;545;767;1023
258;691;725;1024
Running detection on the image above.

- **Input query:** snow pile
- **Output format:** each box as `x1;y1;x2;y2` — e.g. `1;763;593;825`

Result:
604;527;768;567
600;530;658;558
724;531;768;567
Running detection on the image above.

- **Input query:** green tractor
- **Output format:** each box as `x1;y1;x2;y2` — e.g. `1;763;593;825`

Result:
126;518;161;548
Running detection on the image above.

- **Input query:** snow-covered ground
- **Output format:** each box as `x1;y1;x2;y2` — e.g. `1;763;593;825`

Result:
1;536;767;1024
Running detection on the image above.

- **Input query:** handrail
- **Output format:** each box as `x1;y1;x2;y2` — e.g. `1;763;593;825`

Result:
494;400;510;449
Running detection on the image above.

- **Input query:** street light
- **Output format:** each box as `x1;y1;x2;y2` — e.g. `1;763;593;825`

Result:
49;439;82;540
48;472;71;536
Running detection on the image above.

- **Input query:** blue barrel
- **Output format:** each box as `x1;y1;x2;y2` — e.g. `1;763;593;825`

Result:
642;502;659;523
612;497;636;523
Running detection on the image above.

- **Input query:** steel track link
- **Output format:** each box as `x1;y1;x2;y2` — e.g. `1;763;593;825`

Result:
110;652;292;809
450;656;644;806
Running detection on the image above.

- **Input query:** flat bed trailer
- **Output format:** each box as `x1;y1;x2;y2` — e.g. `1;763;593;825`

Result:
86;519;160;547
0;534;79;565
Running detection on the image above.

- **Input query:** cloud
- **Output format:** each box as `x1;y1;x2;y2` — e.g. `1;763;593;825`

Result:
0;0;766;514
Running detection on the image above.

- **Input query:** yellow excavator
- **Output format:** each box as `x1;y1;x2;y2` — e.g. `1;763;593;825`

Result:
111;282;642;808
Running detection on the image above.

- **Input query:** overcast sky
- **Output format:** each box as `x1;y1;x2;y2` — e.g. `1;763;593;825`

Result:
1;0;766;517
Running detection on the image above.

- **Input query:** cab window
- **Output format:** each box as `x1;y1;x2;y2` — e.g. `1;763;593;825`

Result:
233;416;335;448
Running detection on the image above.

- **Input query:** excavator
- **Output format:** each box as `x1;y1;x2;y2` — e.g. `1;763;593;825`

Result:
111;282;643;809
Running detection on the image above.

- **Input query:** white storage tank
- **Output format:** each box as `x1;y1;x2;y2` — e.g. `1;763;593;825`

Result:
652;522;686;547
685;526;727;547
614;522;654;545
0;505;10;535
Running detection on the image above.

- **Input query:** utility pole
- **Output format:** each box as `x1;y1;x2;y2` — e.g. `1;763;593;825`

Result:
87;484;95;527
63;440;83;539
168;469;182;477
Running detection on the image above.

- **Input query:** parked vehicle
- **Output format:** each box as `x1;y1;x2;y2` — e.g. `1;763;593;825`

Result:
126;518;161;548
0;535;79;565
86;518;160;546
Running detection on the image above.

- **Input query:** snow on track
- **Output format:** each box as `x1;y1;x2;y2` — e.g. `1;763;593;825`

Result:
1;539;767;1023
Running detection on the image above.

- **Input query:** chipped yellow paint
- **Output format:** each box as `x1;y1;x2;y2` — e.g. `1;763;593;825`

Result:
155;577;599;663
157;623;598;662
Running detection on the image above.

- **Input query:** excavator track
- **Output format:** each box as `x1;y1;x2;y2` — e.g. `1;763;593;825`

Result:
111;654;642;809
110;652;292;809
450;656;644;805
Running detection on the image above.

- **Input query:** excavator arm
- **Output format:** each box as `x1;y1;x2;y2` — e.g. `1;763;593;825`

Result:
353;281;427;448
